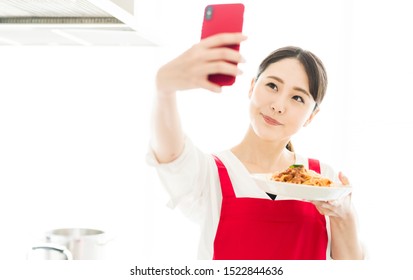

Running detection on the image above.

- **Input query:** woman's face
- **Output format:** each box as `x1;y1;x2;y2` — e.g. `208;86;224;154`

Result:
248;58;318;142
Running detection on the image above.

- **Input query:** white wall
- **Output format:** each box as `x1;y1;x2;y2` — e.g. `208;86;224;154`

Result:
0;0;412;262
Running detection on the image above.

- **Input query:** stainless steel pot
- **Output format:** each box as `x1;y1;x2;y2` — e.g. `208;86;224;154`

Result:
28;228;110;260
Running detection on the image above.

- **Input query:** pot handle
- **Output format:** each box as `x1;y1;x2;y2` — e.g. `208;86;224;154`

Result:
28;244;73;260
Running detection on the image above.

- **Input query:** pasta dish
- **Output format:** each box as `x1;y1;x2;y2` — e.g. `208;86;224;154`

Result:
271;165;332;187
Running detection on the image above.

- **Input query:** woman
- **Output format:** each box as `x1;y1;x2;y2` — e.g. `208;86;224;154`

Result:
148;33;364;260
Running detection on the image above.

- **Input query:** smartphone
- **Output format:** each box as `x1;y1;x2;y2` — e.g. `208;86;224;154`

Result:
201;3;245;86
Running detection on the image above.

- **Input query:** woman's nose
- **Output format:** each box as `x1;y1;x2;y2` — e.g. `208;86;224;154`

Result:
271;101;285;114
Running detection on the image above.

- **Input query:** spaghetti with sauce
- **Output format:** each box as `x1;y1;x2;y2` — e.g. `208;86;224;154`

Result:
271;164;332;187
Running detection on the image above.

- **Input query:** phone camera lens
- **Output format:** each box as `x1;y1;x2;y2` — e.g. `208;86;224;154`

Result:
205;6;213;20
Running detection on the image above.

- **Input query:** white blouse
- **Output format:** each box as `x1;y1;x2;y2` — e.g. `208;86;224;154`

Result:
146;137;337;259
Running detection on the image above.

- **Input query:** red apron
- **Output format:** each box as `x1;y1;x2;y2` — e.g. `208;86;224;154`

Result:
212;156;328;260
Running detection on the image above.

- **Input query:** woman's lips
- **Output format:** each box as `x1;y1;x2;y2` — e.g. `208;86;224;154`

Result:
261;113;282;126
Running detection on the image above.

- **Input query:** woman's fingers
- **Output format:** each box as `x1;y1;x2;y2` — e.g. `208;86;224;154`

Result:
156;33;247;93
311;173;353;217
312;202;330;216
339;172;350;186
312;200;339;216
203;47;245;64
204;61;243;77
200;33;247;65
200;33;247;49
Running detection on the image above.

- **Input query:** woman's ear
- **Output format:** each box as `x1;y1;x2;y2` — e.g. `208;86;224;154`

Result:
303;107;320;127
248;78;255;98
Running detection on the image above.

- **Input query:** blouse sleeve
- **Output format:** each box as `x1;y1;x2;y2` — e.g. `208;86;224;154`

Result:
146;136;213;218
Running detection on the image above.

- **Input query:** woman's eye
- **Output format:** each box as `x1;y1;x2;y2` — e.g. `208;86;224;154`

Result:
292;95;305;103
266;82;278;91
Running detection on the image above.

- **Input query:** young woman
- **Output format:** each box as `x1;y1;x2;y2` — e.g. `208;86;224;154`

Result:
148;33;364;260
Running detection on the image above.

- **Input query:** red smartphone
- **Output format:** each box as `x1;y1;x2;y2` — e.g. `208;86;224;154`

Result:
201;3;245;86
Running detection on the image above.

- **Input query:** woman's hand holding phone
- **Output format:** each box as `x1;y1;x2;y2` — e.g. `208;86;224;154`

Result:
152;4;246;163
156;33;247;94
152;33;246;164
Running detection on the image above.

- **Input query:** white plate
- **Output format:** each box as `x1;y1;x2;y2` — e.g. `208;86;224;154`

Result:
252;174;352;201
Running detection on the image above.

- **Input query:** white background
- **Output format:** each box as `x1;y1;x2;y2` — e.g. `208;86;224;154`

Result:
0;0;412;266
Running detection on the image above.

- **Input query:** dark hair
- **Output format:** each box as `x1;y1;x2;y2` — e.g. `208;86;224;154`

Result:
255;46;328;107
255;46;328;152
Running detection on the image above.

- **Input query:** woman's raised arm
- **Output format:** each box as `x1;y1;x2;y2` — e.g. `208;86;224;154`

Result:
150;33;246;163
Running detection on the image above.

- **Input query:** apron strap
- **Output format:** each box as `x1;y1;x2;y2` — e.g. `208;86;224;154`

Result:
212;155;236;198
308;158;321;174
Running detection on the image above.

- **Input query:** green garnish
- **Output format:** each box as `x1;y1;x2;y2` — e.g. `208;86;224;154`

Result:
289;164;304;168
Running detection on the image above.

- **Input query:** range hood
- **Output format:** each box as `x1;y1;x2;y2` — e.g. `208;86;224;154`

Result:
0;0;157;46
